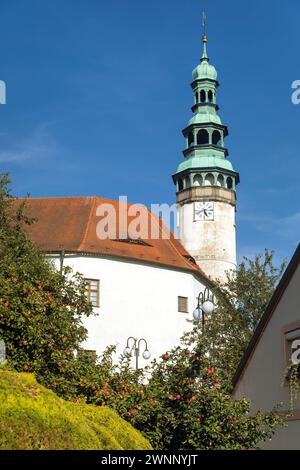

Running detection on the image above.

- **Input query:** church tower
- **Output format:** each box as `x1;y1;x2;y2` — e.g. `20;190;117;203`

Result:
173;24;239;282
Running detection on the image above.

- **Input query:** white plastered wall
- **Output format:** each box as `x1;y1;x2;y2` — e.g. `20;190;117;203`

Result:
50;254;207;368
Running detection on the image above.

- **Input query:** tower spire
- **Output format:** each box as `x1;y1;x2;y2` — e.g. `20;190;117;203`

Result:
172;16;240;283
201;11;208;62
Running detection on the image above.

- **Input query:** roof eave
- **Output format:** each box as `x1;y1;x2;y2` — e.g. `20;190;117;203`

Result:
44;248;213;285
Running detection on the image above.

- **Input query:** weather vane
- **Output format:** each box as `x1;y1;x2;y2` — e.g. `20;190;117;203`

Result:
202;11;207;42
202;11;206;35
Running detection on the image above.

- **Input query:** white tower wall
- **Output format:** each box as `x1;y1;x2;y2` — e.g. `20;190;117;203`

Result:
177;186;237;283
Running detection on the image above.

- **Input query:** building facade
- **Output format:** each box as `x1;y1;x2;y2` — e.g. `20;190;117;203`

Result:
21;196;211;366
233;245;300;449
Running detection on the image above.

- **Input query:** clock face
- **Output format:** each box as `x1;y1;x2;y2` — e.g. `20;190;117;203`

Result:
194;202;214;221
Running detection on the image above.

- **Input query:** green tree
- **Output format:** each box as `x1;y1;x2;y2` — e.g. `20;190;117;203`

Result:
182;252;286;390
0;174;94;393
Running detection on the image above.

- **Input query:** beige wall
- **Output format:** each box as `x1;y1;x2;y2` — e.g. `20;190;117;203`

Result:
233;263;300;449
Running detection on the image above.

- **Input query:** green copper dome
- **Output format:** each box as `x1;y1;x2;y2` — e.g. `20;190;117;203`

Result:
192;61;217;81
192;42;217;82
176;156;235;173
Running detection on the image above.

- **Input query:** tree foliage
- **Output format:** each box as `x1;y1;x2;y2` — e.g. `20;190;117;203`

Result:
0;174;94;387
182;253;286;390
0;368;152;450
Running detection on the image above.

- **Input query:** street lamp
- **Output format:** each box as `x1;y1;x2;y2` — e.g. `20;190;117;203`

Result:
0;339;6;365
123;337;151;370
193;287;216;333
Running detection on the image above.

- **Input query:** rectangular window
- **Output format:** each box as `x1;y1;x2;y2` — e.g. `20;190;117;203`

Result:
178;296;188;313
85;279;100;307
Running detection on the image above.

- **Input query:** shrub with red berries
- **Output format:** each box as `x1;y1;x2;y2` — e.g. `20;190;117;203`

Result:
73;343;282;451
0;174;94;397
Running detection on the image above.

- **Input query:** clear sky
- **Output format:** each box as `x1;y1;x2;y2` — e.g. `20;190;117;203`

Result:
0;0;299;265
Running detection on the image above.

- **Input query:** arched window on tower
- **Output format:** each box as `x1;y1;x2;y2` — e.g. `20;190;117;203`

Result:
227;177;233;189
197;129;209;145
208;90;213;102
185;176;191;189
200;90;206;103
188;132;194;147
217;174;224;187
204;173;214;186
178;179;183;192
212;130;222;146
193;174;203;186
195;92;199;103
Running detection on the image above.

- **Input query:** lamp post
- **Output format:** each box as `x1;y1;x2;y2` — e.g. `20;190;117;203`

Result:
123;337;151;370
193;287;216;334
0;339;6;365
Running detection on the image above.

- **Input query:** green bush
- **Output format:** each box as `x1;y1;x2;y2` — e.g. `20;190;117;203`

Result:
78;347;283;450
0;174;94;382
0;368;151;450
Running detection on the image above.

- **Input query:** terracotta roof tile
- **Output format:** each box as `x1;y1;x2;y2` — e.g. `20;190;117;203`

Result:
15;196;210;282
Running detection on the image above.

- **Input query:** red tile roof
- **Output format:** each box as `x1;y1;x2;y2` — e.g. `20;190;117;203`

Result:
16;196;210;282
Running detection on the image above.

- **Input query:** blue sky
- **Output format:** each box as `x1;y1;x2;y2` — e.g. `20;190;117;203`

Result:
0;0;299;265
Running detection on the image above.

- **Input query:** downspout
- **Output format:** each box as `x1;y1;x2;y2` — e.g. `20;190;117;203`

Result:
59;250;65;274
